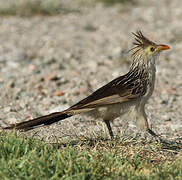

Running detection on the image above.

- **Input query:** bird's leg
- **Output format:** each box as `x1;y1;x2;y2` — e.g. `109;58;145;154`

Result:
136;107;150;131
104;120;114;139
135;106;173;144
147;128;158;137
136;105;159;138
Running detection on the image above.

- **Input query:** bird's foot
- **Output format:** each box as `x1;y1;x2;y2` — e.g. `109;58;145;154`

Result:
147;128;180;145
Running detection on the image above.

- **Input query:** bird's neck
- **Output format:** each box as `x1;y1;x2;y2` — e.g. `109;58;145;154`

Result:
129;54;158;75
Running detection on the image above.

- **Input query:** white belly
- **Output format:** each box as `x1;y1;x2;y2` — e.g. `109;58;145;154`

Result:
85;102;136;121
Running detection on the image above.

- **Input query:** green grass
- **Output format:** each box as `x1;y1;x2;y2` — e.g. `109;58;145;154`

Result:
0;131;182;179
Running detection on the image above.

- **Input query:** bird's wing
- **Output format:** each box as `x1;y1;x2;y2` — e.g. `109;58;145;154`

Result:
69;69;148;110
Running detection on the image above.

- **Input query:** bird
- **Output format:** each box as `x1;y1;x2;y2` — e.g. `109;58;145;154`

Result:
4;31;170;139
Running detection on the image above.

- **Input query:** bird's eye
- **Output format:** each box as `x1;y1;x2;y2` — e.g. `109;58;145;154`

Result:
150;47;155;52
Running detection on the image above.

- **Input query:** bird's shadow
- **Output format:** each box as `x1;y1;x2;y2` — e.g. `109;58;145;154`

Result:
49;134;182;153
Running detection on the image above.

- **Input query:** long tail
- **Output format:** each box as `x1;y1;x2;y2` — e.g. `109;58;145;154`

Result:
3;111;72;131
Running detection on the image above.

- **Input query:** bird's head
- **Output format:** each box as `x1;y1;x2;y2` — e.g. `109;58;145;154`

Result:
131;31;170;62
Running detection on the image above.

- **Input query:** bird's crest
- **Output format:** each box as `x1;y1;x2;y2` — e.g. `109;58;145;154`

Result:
132;31;156;48
130;31;156;56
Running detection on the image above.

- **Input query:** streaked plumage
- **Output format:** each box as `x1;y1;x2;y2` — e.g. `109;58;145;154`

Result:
4;31;170;138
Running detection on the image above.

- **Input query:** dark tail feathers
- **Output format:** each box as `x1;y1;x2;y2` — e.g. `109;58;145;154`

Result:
4;111;72;131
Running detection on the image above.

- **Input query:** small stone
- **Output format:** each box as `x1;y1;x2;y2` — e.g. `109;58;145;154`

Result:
7;117;17;124
55;91;65;96
161;100;168;105
29;65;36;71
44;73;59;81
145;146;151;150
4;107;11;113
7;81;15;88
24;115;31;120
162;114;171;121
64;52;72;59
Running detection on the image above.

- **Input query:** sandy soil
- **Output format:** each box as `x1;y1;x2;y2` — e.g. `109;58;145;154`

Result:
0;0;181;142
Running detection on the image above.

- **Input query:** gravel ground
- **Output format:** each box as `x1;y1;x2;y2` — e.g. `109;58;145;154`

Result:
0;0;181;142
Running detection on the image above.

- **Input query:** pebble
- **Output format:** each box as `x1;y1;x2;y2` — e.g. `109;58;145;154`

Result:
162;114;171;121
28;65;36;71
55;91;65;96
7;81;15;88
44;73;59;81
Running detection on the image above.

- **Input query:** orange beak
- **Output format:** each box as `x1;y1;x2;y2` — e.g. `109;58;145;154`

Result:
158;44;170;51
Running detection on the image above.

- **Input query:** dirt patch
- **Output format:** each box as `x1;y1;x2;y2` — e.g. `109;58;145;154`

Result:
0;0;181;142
